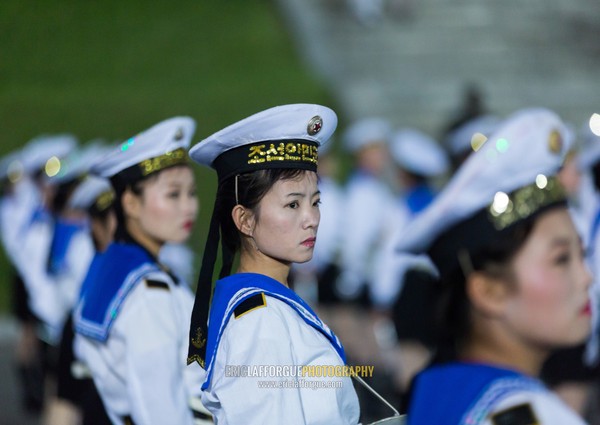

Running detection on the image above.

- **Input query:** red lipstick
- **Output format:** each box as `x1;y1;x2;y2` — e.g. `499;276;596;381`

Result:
301;237;316;248
582;301;592;316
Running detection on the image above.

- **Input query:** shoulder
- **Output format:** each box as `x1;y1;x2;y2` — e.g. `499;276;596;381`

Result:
232;292;268;319
223;294;300;341
229;293;294;325
139;269;177;292
487;389;587;425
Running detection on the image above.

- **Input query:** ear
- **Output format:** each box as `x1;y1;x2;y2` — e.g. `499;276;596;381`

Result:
465;272;511;317
231;205;255;237
121;188;142;220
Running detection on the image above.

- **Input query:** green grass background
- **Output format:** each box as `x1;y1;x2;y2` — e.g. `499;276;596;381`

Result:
0;0;337;312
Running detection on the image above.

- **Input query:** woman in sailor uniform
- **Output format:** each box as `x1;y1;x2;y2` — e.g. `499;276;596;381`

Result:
187;104;360;424
397;109;592;425
51;176;115;425
73;117;211;425
0;136;78;413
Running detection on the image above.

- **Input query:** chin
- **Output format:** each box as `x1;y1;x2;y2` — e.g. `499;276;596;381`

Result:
166;232;189;244
294;254;314;264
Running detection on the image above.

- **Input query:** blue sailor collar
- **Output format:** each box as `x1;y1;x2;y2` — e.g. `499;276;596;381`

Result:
201;273;346;389
409;362;545;425
74;242;160;342
47;217;88;276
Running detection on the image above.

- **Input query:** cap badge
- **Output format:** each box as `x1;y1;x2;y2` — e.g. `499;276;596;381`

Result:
174;127;184;141
307;116;323;136
548;129;562;154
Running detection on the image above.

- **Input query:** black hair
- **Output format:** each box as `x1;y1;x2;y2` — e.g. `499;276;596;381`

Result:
430;212;537;364
592;161;600;192
51;179;82;214
216;168;308;255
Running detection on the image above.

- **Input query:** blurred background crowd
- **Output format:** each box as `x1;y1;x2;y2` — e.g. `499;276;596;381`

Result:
1;0;599;424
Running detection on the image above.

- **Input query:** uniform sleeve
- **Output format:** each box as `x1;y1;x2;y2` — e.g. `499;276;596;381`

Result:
206;300;308;425
120;276;196;425
484;390;588;425
15;219;64;332
60;230;95;311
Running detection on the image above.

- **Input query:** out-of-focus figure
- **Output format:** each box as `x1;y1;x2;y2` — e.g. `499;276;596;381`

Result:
73;117;211;425
443;114;502;170
0;135;77;416
370;128;449;399
49;175;116;425
336;117;395;303
544;120;600;421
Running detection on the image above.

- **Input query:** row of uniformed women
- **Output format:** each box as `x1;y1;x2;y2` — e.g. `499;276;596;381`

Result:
0;136;120;423
2;103;598;425
0;130;208;424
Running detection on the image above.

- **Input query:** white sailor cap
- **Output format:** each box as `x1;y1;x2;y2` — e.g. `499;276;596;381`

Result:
390;128;449;177
92;116;195;179
50;141;112;184
342;117;392;153
397;108;571;271
189;104;336;180
68;175;114;212
445;115;503;156
0;149;25;183
578;119;600;170
20;134;78;176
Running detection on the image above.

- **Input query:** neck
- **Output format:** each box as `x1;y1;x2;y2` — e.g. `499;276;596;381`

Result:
237;248;290;287
125;221;162;258
459;318;550;376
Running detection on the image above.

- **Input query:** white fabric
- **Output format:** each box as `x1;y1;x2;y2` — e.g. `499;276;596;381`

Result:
159;243;196;286
583;192;600;365
445;115;502;156
20;133;78;175
93;116;195;178
336;173;395;299
370;200;436;309
74;269;205;425
202;296;360;425
397;108;572;254
51;142;111;184
0;177;41;259
342;117;391;153
481;388;587;424
0;149;23;181
389;129;449;177
189;104;336;167
68;175;113;210
14;216;94;343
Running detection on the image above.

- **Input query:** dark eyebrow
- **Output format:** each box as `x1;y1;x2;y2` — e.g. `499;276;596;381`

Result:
286;190;321;198
549;235;582;248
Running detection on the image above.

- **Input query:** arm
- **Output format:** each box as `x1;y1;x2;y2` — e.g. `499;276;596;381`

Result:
206;296;359;425
485;390;588;425
122;276;196;425
207;301;307;425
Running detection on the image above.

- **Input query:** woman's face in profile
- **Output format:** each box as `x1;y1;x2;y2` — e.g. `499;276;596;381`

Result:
502;207;592;349
250;171;320;265
135;165;198;245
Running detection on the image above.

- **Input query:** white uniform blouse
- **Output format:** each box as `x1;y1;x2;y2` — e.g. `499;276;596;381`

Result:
201;295;360;425
74;268;207;425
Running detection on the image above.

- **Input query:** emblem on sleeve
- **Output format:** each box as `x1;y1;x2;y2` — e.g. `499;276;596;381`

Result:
490;403;538;425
